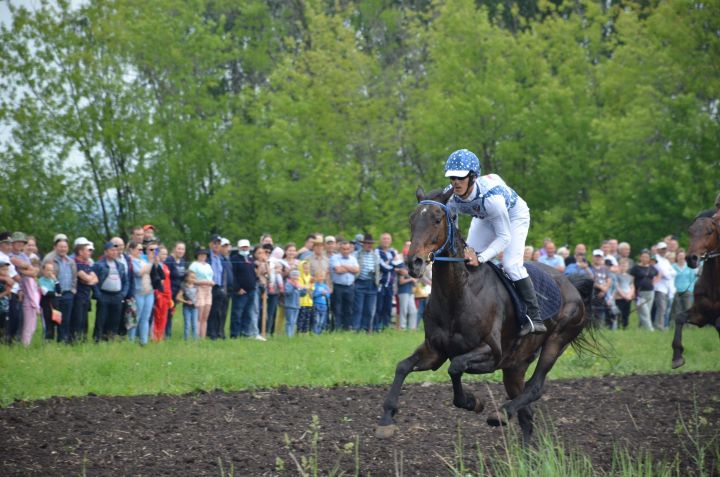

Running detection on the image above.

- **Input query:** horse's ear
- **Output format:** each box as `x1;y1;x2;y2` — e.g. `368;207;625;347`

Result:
415;186;425;203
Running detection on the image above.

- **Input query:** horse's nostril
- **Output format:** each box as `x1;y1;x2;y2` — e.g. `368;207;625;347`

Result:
413;256;423;267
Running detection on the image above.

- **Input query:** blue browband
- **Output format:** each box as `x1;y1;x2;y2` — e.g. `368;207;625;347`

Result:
417;200;467;263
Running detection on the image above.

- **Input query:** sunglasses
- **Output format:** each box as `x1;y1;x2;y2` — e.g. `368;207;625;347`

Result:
449;175;469;182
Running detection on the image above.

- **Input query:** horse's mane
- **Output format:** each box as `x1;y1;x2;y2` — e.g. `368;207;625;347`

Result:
695;209;715;220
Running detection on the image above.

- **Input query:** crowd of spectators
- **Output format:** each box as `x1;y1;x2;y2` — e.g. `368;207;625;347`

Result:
0;222;702;347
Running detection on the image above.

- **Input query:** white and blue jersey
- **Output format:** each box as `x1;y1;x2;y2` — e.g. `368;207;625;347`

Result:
445;174;530;280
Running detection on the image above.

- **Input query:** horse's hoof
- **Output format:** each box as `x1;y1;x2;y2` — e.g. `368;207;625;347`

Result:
375;425;397;439
473;396;485;414
671;358;685;369
487;410;508;427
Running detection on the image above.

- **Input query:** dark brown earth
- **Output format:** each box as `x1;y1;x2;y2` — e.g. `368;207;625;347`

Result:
1;372;718;476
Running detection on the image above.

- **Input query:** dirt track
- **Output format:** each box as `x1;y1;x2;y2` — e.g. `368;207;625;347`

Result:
1;372;718;476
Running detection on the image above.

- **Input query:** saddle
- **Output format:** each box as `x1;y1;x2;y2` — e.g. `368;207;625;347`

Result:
486;261;562;326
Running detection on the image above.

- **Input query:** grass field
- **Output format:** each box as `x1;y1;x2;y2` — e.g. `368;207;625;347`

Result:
1;319;718;406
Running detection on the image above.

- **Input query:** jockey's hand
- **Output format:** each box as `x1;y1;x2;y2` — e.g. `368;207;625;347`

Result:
464;247;480;267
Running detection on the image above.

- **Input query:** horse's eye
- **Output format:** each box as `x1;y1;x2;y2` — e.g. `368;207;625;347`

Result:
435;219;442;225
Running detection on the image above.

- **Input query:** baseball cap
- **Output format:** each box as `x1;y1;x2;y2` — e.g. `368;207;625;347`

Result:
656;241;667;249
324;235;336;243
237;239;251;248
74;237;93;248
210;234;222;243
10;232;28;243
0;231;11;243
53;233;69;244
592;249;604;257
220;237;230;246
142;224;155;231
195;248;209;257
104;241;119;250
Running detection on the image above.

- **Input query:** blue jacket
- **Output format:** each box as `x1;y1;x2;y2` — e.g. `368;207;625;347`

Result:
92;257;130;302
284;280;307;310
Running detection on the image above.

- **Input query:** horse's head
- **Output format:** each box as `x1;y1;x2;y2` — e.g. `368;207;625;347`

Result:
406;186;456;278
686;212;720;269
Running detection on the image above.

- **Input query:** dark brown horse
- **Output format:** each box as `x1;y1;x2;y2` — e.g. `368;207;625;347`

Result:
376;188;595;442
671;211;720;368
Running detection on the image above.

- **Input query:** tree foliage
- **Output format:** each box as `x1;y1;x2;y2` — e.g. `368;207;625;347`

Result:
0;0;717;252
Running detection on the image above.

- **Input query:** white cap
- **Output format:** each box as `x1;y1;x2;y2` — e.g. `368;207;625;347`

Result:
73;237;94;249
656;241;667;249
324;235;336;243
237;239;251;248
592;249;604;257
53;233;68;243
220;237;230;246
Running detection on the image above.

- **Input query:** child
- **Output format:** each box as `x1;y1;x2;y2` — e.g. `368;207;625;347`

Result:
297;261;314;334
266;251;285;336
176;271;198;341
38;261;59;341
396;263;418;330
20;258;41;346
311;270;330;335
0;261;12;342
284;270;306;337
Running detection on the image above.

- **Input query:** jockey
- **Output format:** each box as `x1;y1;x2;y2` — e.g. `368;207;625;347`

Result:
442;149;546;336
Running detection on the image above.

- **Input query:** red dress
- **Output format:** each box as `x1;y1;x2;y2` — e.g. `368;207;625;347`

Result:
152;263;172;341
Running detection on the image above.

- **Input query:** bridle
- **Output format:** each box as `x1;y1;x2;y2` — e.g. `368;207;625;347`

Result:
690;217;720;262
417;200;466;263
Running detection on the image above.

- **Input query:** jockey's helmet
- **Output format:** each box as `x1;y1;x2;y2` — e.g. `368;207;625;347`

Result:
444;149;481;178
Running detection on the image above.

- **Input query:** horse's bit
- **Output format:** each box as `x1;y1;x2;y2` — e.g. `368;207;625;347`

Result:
417;200;467;263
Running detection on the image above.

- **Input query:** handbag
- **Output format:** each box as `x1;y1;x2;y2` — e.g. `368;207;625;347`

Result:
51;307;62;325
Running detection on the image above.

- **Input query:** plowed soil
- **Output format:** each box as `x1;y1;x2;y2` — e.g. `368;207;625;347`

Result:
1;372;718;476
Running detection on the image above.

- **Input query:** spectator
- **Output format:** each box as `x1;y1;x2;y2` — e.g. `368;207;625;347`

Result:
607;238;619;260
523;245;534;262
72;237;98;342
41;234;76;343
601;240;618;267
307;237;330;287
131;226;145;246
297;234;316;260
413;266;431;326
188;249;214;338
652;241;675;331
531;249;541;262
253;245;270;339
589;249;612;327
260;234;274;246
352;233;364;253
207;235;231;340
92;242;129;342
353;234;380;332
37;261;58;341
613;258;635;329
556;246;570;263
629;249;657;331
564;251;593;278
176;270;199;340
283;242;300;276
229;240;260;340
111;236;133;337
0;261;11;341
330;240;359;330
143;224;156;242
538;241;565;272
565;243;587;266
311;270;331;334
396;263;418;330
25;235;40;261
284;269;306;337
165;241;187;338
617;242;634;268
127;241;154;345
10;232;40;345
375;233;398;331
151;246;172;342
324;235;338;257
670;248;696;324
297;260;314;334
266;247;285;335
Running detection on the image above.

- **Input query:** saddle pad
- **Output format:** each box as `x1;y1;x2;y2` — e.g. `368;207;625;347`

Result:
486;261;562;324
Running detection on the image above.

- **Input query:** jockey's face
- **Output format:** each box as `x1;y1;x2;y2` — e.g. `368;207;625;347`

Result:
450;174;471;198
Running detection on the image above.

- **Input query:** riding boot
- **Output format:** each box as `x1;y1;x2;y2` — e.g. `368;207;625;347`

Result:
515;277;546;336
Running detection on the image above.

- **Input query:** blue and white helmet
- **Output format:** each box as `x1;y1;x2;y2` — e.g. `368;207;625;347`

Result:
444;149;481;178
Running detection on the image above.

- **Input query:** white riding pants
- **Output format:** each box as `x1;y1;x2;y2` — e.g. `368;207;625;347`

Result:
466;215;530;281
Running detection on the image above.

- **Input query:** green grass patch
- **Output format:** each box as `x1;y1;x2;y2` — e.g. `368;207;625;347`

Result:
1;323;718;405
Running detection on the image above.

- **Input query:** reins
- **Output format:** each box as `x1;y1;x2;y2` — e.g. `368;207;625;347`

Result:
417;200;467;264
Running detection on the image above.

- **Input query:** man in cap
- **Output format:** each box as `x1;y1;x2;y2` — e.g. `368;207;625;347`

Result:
375;232;399;331
353;233;381;332
92;241;129;341
329;240;359;330
589;249;612;327
652;241;675;331
0;232;23;343
9;232;41;344
72;237;98;341
324;235;338;257
229;239;262;339
207;234;232;339
42;234;77;343
308;236;330;290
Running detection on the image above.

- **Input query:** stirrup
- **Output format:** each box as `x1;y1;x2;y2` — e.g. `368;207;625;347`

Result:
520;315;546;336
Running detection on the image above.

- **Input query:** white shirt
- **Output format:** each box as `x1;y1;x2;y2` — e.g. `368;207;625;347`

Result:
653;254;676;295
0;250;20;293
445;174;529;262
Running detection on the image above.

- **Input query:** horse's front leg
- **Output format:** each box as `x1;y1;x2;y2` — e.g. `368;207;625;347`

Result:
671;311;687;369
376;341;445;438
448;344;497;414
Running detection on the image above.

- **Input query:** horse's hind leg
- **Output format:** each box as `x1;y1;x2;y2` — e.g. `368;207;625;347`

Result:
671;311;687;369
376;342;445;438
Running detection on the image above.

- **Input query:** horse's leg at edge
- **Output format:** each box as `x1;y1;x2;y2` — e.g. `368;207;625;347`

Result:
376;341;445;438
448;344;497;413
488;337;564;427
501;366;533;444
671;311;687;369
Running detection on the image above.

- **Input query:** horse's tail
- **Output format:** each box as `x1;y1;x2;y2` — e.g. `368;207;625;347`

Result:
567;274;608;359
